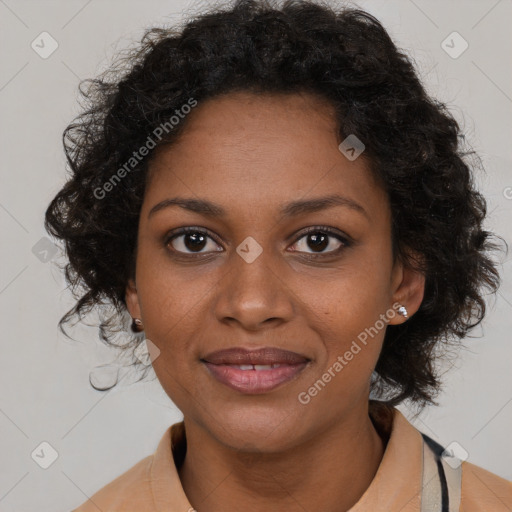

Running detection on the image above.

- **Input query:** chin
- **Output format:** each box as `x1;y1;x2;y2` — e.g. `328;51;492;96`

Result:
204;403;309;453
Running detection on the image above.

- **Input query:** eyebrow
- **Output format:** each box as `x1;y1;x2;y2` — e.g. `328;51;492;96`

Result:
147;194;369;220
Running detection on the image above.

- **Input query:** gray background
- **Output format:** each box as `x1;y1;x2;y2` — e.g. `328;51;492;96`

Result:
0;0;511;510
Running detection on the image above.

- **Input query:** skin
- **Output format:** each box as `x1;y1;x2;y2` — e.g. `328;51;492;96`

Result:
125;91;425;512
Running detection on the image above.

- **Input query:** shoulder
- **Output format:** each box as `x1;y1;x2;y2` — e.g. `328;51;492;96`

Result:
71;454;156;512
70;423;186;512
389;404;512;511
460;460;512;511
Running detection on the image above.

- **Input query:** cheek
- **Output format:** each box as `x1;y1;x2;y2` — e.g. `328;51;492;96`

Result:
306;268;390;376
135;246;215;337
306;299;385;405
133;252;222;398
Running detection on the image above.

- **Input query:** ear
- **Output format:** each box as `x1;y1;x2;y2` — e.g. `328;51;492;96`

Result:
125;278;142;319
388;251;426;325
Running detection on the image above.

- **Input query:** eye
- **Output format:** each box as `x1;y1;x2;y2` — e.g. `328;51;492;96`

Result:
165;226;351;258
289;227;350;256
166;227;222;255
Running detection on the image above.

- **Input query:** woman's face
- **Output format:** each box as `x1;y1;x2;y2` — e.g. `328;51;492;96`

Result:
126;91;424;451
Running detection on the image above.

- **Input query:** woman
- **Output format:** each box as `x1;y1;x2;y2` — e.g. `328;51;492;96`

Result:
45;0;511;510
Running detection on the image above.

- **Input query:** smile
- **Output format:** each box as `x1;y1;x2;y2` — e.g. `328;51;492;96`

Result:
230;364;284;370
202;362;308;393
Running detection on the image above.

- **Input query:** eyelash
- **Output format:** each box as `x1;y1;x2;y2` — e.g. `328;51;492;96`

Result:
164;225;352;259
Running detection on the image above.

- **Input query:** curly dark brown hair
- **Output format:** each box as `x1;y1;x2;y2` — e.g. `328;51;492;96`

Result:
44;0;506;406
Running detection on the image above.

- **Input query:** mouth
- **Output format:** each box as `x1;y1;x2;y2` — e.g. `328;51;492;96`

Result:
201;347;310;394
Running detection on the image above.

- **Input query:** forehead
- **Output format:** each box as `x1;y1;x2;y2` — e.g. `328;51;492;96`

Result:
143;91;388;222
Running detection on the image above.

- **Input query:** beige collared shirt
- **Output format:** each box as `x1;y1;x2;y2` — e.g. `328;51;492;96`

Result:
72;402;512;511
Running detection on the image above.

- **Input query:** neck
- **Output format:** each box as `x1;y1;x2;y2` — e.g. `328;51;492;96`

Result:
178;402;388;512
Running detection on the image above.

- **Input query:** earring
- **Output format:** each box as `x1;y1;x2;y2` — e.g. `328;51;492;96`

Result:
131;317;144;333
397;305;408;319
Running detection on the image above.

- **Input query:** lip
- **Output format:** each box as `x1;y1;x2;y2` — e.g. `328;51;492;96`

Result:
201;347;310;394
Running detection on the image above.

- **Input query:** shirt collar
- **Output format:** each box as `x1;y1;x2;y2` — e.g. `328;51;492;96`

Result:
149;402;424;511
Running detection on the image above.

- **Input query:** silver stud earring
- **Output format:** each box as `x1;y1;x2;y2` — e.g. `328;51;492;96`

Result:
397;305;408;318
131;318;144;332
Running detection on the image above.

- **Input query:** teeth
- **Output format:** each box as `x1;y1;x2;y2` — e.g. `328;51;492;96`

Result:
232;364;283;370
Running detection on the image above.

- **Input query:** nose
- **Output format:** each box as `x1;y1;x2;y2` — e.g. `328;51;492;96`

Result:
213;246;295;332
